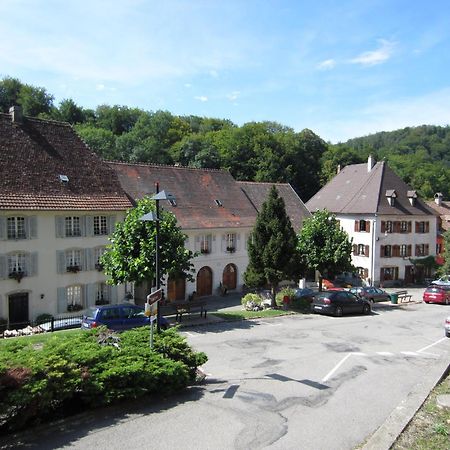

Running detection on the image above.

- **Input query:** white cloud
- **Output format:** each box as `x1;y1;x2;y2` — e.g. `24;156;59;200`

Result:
194;95;208;102
227;91;240;101
349;39;395;66
317;59;336;70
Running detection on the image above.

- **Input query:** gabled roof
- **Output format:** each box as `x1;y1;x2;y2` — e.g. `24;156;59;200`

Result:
307;161;436;217
238;181;311;232
426;200;450;231
0;111;132;211
109;162;259;229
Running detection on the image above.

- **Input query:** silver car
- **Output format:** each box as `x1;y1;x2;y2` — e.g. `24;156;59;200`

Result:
445;316;450;338
431;275;450;286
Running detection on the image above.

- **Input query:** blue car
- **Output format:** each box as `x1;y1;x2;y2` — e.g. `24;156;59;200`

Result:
81;303;168;331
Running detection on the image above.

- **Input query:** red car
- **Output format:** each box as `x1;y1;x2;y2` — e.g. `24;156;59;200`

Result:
423;285;450;305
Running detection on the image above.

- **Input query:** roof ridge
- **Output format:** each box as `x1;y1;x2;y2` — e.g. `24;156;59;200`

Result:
0;112;71;127
105;160;228;173
237;180;290;186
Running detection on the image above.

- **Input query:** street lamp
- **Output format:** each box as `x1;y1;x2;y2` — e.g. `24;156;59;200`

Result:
140;182;175;332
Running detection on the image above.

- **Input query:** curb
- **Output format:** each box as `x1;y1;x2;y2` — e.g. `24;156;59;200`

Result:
362;360;450;449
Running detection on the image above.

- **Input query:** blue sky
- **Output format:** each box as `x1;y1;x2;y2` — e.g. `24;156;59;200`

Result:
1;0;450;143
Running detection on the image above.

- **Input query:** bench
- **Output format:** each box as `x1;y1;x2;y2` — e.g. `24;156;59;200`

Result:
172;300;207;322
396;290;413;303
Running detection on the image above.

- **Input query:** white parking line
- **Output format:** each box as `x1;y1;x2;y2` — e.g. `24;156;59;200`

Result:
322;353;352;382
417;337;448;353
401;351;419;357
377;352;394;356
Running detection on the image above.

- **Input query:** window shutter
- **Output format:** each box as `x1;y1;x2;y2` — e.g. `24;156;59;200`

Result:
86;248;94;271
0;254;7;279
56;250;66;274
407;221;412;233
236;233;240;251
415;222;419;233
108;216;117;234
415;245;419;256
222;235;226;252
393;245;399;257
26;252;38;277
381;221;386;233
82;284;87;308
380;245;385;257
80;249;86;271
110;285;118;304
352;244;357;256
86;283;96;307
393;221;399;233
0;217;6;240
366;221;371;232
85;216;94;237
354;220;359;232
28;216;37;239
55;216;65;238
407;245;412;257
80;216;87;237
195;236;200;252
425;244;429;255
57;287;67;313
365;245;370;257
425;221;429;233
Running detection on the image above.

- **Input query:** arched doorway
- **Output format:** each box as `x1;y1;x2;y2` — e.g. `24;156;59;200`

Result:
168;276;186;302
222;263;237;290
196;266;213;297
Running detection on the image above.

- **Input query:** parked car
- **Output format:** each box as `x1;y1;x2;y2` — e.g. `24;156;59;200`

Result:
81;303;169;331
423;285;450;305
430;275;450;286
293;288;316;303
333;273;363;288
445;316;450;338
311;290;371;317
349;286;391;303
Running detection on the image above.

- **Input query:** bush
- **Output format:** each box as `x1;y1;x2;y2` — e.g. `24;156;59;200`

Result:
275;287;296;306
0;326;208;433
241;293;264;311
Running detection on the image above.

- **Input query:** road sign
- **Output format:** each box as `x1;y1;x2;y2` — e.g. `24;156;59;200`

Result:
144;302;158;317
147;288;162;305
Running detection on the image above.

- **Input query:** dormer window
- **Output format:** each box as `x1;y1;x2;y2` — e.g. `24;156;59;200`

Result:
407;190;417;206
385;190;397;206
214;199;223;207
59;174;69;183
168;199;177;207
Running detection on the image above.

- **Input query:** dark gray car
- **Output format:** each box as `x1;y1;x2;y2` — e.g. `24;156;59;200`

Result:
311;290;371;317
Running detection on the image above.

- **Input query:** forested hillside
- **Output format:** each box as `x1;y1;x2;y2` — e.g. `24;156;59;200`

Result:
1;76;449;200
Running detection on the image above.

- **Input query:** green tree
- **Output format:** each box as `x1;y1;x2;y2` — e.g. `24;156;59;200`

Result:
74;124;119;160
438;229;450;276
297;209;353;291
101;197;195;287
244;186;300;307
56;99;86;124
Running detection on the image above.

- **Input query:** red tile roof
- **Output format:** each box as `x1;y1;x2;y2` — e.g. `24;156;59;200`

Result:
426;200;450;231
0;112;132;211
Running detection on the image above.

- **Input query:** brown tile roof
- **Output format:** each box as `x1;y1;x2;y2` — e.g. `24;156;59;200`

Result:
307;161;437;217
426;200;450;231
0;112;132;211
238;181;311;232
109;162;259;229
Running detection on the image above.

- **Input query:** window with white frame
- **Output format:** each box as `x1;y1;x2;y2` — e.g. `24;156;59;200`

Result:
416;244;428;256
383;245;392;257
381;267;398;281
226;233;236;252
400;245;408;257
96;282;109;305
65;216;81;237
400;221;409;233
357;244;365;256
385;221;393;233
8;252;26;275
94;216;108;235
94;247;107;270
7;217;26;239
66;285;82;311
359;220;367;231
65;249;81;271
200;235;212;254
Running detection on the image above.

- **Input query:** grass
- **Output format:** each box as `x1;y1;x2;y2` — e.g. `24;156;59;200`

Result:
211;308;296;321
392;371;450;449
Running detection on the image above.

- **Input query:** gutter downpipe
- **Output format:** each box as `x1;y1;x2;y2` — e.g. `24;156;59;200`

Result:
371;214;377;286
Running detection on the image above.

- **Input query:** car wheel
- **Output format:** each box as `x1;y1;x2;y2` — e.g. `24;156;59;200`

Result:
446;331;450;338
369;298;375;304
335;306;343;317
363;303;371;315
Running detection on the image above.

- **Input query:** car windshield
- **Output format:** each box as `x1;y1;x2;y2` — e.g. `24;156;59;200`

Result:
427;286;444;293
84;307;98;319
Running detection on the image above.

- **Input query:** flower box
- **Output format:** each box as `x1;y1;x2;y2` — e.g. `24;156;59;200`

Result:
226;246;235;253
9;271;25;282
66;265;80;273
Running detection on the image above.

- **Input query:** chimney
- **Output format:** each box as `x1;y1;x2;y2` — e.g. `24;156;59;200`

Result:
434;192;443;206
337;164;341;174
367;154;375;172
9;105;23;124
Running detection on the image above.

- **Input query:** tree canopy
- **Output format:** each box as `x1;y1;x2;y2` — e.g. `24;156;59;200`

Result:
297;209;353;290
101;197;195;287
244;186;300;306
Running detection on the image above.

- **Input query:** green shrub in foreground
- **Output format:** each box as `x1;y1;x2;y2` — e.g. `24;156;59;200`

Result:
0;326;207;433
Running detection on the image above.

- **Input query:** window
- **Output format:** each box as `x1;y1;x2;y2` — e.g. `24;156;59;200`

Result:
437;243;442;254
66;285;82;311
7;217;26;239
93;216;108;236
382;245;392;257
8;252;26;275
400;221;409;233
65;249;81;271
359;220;367;232
381;267;399;281
226;233;236;252
355;219;370;232
200;235;212;254
415;244;429;257
94;247;107;270
400;245;408;257
65;217;81;237
358;244;365;256
385;221;393;233
96;282;109;305
416;221;429;233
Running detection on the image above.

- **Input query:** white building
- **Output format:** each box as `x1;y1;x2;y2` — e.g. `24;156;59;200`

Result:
307;156;438;286
0;107;132;327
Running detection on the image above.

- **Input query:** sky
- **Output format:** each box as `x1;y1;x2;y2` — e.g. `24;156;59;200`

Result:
1;0;450;143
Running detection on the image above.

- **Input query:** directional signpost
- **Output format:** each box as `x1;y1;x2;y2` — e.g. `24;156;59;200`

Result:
146;288;162;348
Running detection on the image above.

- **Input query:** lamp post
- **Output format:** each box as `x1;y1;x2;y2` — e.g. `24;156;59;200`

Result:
140;182;175;332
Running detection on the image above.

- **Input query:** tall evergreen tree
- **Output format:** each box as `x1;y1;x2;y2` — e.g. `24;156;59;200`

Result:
244;185;300;307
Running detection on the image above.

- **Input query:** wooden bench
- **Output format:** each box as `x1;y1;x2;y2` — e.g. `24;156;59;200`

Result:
172;300;207;322
396;290;413;303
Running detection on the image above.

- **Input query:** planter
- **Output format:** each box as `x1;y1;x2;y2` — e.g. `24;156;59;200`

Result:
9;271;25;282
226;247;235;253
67;304;83;312
66;265;80;273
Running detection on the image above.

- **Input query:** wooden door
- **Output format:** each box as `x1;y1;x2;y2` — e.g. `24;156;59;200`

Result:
197;266;212;297
8;293;29;328
222;264;237;290
168;277;186;301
